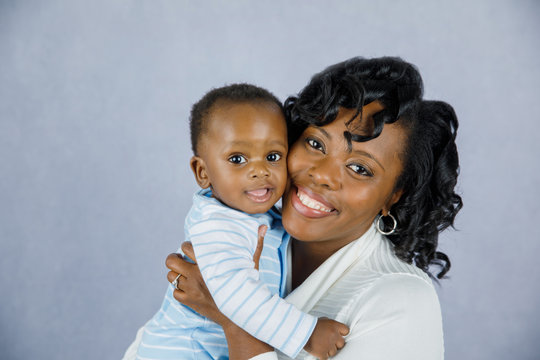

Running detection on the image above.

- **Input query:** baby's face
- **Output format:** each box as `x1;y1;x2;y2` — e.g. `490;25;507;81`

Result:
196;102;288;214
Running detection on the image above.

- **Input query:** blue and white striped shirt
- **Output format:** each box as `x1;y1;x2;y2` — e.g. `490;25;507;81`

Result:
136;189;317;359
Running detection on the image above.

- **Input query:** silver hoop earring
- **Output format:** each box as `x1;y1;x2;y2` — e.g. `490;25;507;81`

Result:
376;212;397;235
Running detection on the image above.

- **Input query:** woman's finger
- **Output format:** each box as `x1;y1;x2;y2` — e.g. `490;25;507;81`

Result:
181;241;197;264
253;225;267;270
172;289;187;303
167;271;179;283
165;253;185;273
167;271;186;292
165;252;199;280
167;270;185;286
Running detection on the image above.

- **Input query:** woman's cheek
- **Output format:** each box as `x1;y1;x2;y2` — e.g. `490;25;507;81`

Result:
287;152;308;176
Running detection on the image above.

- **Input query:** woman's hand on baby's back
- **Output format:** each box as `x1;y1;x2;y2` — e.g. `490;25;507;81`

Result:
165;245;228;326
164;227;266;327
304;317;349;359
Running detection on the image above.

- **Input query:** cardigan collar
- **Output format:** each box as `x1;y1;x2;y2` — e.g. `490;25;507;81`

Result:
285;223;382;311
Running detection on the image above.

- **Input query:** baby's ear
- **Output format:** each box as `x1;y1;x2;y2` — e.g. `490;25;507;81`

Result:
190;156;211;189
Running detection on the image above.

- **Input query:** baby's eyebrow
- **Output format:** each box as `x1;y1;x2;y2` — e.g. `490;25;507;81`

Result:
268;140;287;148
229;140;251;145
228;140;252;146
228;140;287;148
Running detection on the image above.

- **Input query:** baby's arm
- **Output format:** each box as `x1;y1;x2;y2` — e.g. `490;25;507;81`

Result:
189;217;316;358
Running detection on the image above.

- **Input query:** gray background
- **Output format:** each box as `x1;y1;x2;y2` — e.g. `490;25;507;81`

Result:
1;0;539;359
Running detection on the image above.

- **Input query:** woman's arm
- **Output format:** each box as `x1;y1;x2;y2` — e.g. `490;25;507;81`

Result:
166;240;275;360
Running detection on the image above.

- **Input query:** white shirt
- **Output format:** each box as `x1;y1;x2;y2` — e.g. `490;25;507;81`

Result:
276;224;444;359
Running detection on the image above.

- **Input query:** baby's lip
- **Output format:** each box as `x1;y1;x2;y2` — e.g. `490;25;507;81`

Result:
245;187;274;203
246;188;270;197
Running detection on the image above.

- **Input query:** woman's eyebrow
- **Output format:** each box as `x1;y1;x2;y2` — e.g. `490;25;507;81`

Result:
313;126;331;139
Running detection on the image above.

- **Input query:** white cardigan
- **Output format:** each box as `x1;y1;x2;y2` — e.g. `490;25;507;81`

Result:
123;225;444;360
276;224;444;359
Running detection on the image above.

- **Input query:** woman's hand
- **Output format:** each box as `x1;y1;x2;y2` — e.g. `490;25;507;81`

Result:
165;225;273;359
165;242;229;325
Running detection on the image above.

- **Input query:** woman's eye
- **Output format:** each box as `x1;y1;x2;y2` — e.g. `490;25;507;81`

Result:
266;153;282;162
306;138;324;153
228;155;247;164
347;164;373;177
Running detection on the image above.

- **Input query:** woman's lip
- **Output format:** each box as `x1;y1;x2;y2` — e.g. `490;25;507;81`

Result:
245;187;274;203
296;185;335;210
290;185;336;218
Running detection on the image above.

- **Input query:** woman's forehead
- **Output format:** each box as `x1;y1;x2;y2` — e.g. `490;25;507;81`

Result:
340;102;385;126
310;103;387;144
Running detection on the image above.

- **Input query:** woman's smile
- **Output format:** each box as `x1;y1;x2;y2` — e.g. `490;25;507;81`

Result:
291;185;336;217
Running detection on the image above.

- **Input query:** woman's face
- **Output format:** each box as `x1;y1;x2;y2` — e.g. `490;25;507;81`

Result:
281;103;407;250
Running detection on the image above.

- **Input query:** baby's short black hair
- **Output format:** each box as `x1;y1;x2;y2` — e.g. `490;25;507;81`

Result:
190;83;283;155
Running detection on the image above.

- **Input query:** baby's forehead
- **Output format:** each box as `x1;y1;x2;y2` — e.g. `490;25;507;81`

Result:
207;99;284;120
195;99;288;155
205;101;285;131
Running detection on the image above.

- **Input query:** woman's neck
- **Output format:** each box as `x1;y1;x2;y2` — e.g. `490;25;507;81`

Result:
290;239;344;290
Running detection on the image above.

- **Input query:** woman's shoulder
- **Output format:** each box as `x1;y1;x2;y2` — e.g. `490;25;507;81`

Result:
345;242;442;329
341;235;441;317
342;262;439;314
323;270;444;360
366;272;439;310
363;235;432;283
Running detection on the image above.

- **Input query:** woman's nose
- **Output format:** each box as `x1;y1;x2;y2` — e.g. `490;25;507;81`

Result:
249;161;270;179
308;157;340;190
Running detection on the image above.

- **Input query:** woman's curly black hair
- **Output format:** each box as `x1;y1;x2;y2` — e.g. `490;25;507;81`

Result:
284;57;463;279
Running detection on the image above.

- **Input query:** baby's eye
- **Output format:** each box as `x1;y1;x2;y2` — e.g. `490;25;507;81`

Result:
347;163;373;177
306;138;325;153
266;153;282;162
228;155;247;164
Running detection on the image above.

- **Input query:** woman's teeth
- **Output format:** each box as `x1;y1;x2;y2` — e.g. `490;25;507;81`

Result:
297;189;333;212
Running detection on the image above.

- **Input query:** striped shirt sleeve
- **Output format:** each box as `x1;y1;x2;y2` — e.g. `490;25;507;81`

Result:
188;214;317;358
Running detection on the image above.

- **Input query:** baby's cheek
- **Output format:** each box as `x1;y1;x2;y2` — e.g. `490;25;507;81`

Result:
277;169;289;193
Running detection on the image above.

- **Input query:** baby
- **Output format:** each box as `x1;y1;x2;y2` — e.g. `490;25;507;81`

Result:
136;84;347;359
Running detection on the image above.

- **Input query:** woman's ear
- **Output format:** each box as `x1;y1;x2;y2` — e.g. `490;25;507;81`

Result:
190;156;211;189
382;189;404;216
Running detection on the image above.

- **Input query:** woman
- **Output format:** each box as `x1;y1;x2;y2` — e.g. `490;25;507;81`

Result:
126;56;462;359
